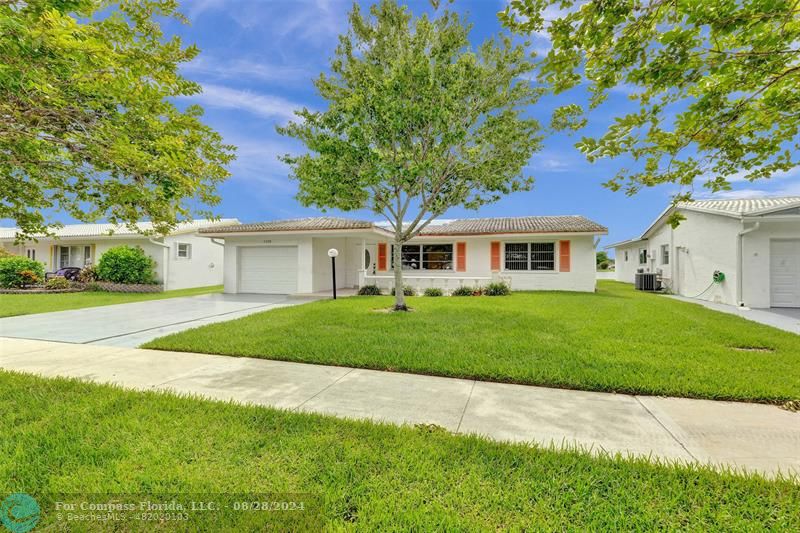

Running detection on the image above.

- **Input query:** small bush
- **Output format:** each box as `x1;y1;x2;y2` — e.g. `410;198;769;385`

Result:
391;285;415;296
423;287;443;297
19;269;41;286
45;277;71;290
451;285;476;296
77;265;99;283
0;256;45;288
357;284;382;296
484;282;511;296
97;246;156;284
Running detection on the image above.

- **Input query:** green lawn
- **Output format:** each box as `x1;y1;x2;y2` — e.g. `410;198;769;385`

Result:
0;285;222;317
1;371;797;530
145;281;800;402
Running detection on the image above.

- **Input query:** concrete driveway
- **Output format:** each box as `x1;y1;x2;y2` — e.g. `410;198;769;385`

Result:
0;293;309;347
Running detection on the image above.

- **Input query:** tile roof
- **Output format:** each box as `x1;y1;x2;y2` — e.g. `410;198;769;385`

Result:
418;216;607;235
200;215;607;235
198;217;377;234
680;196;800;216
0;219;239;240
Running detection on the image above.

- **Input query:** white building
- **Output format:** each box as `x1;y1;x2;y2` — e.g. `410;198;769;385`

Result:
0;219;239;290
609;197;800;308
198;215;608;295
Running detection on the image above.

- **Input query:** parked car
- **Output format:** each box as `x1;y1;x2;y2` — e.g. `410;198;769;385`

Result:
45;267;81;281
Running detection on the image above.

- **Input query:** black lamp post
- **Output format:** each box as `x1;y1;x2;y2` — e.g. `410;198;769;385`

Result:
328;248;339;299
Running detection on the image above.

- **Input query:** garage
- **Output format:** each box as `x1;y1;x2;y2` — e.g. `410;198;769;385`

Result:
770;239;800;307
238;246;298;294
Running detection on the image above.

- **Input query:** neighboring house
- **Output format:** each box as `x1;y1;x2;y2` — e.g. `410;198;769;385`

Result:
198;215;608;295
608;196;800;308
0;219;239;290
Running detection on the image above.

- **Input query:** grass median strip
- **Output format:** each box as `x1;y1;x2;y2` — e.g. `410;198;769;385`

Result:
1;371;798;530
144;281;800;402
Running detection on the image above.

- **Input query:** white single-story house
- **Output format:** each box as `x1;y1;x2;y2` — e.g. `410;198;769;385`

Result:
0;219;239;290
608;196;800;308
197;215;608;295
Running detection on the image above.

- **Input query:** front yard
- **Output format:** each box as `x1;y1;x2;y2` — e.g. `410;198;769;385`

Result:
145;281;800;402
0;285;223;317
1;371;797;530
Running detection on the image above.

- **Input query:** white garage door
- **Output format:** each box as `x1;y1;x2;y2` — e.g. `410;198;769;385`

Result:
238;246;298;294
770;240;800;307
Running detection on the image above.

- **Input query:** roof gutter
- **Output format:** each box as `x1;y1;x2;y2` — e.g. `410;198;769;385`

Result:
736;222;760;307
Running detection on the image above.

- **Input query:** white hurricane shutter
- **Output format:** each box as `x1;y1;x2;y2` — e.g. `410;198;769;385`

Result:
238;246;298;294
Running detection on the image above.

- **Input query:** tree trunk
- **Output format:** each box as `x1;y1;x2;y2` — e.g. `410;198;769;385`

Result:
393;233;407;310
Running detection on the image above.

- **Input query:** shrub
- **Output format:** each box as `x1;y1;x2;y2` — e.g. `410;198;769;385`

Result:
19;269;41;286
391;285;415;296
423;287;443;297
0;256;45;288
451;285;476;296
484;282;511;296
45;276;71;290
83;282;105;292
357;284;382;296
97;246;156;284
77;265;99;283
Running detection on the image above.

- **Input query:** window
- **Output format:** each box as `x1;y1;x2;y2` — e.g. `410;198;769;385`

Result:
660;244;670;265
84;246;91;265
391;244;453;270
638;248;648;265
26;248;36;261
624;250;629;262
59;246;70;268
503;242;555;271
176;243;192;259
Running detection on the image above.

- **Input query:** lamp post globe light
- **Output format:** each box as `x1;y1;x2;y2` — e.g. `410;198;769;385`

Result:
328;248;339;299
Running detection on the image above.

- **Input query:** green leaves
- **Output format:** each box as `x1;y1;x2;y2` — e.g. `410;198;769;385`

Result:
0;0;234;241
502;0;800;201
278;0;542;239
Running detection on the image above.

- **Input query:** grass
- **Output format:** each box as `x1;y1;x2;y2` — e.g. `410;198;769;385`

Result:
1;371;797;530
145;281;800;403
0;285;223;317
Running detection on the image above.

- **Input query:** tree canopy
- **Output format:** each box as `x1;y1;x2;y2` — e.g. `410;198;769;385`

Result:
279;0;542;309
501;0;800;212
0;0;234;240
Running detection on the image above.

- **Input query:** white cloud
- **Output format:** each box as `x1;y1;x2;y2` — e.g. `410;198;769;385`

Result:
182;56;314;84
698;174;800;199
184;83;306;122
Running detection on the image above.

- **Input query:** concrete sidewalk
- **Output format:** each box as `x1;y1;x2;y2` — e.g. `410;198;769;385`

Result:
1;337;798;478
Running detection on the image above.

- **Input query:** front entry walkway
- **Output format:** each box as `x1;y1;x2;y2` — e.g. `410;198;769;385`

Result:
0;293;313;347
1;337;797;478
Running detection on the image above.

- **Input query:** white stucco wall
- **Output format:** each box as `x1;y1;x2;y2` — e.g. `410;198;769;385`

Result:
614;242;648;283
164;233;225;290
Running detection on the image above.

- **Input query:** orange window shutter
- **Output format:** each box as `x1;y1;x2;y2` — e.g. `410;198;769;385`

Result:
377;243;387;271
456;242;466;272
559;240;571;272
490;241;501;272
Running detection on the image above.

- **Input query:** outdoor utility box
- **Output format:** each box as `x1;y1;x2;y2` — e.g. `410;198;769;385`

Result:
635;272;660;291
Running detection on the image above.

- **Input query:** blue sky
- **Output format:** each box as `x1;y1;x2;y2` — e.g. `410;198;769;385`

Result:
15;0;800;249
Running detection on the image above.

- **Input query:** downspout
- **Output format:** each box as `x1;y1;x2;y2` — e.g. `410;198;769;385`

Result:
736;221;760;307
149;238;170;291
